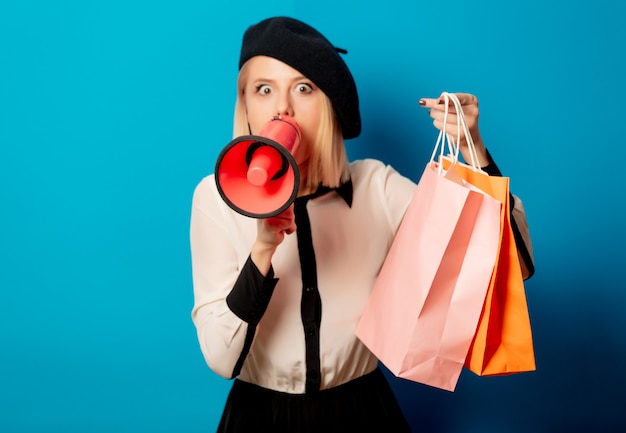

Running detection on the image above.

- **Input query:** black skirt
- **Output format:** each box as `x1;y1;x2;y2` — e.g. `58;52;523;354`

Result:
216;367;411;433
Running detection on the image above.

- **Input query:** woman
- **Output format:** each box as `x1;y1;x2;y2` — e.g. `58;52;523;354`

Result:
190;16;534;432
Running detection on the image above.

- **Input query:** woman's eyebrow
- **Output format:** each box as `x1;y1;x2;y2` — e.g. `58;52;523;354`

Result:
251;75;309;84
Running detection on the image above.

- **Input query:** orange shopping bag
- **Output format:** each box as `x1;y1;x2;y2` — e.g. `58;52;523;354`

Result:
355;100;501;391
450;160;536;376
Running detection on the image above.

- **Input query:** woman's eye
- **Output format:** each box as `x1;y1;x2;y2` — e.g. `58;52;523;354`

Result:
256;85;272;95
296;83;313;94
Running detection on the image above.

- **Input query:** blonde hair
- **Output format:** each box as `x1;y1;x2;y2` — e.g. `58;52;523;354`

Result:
234;61;350;195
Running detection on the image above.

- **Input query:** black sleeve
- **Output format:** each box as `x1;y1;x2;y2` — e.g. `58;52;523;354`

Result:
480;149;535;280
480;149;503;176
226;255;278;326
225;255;279;378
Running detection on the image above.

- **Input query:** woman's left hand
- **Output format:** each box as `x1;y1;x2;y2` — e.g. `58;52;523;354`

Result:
419;92;490;167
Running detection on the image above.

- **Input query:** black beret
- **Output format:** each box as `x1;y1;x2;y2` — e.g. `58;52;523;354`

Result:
239;17;361;139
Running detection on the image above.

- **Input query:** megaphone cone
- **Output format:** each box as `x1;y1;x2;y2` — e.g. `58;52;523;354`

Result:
215;115;301;218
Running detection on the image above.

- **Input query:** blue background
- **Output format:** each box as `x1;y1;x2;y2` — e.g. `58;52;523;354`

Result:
2;1;625;432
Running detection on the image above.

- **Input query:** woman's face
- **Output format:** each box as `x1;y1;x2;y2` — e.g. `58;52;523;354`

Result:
243;56;324;166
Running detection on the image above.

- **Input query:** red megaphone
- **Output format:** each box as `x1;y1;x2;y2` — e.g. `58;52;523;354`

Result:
214;115;301;218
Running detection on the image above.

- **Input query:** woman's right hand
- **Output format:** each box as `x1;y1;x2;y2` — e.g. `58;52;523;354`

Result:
251;205;296;275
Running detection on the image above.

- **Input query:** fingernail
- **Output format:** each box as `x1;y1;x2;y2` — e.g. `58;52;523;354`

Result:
418;99;426;106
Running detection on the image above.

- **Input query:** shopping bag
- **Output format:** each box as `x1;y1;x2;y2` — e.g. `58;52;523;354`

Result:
355;96;501;391
439;94;536;376
445;160;536;375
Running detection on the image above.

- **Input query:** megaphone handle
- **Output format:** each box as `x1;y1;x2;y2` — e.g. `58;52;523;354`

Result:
245;142;289;186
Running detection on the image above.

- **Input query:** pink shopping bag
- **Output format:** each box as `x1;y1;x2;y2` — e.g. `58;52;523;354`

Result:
355;160;501;391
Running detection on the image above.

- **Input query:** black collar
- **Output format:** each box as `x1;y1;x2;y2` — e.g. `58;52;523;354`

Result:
297;178;353;207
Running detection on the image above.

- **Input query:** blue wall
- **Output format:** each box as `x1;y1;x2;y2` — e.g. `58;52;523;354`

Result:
1;1;624;432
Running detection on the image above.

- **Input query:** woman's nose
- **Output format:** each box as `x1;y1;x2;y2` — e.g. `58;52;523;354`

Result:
276;95;294;117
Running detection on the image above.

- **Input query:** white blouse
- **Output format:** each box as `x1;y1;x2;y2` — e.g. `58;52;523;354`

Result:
190;158;533;394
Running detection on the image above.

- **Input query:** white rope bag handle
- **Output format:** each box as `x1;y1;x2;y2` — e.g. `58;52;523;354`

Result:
430;92;485;174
